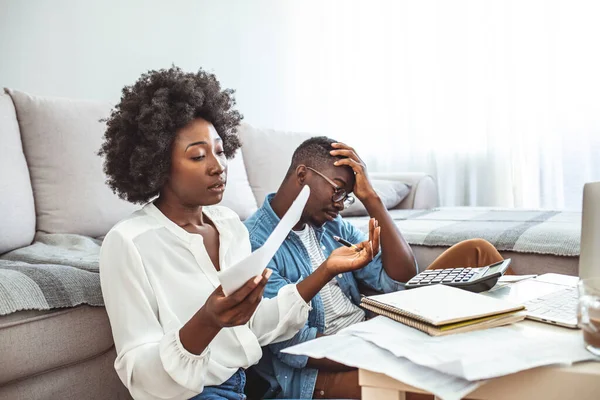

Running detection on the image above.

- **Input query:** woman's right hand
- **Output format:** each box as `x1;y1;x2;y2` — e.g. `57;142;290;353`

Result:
180;269;272;355
201;268;272;329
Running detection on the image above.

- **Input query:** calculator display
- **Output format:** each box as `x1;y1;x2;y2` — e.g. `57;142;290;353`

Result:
486;261;505;275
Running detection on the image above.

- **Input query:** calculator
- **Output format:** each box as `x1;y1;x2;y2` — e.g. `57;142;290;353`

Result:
405;259;512;293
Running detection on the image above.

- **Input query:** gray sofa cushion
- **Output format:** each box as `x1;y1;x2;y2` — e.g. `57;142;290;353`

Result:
239;123;313;206
340;180;411;217
5;89;138;237
219;150;258;220
0;305;113;386
0;92;36;254
0;346;131;400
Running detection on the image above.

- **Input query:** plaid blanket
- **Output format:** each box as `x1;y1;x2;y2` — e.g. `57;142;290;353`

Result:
346;207;581;257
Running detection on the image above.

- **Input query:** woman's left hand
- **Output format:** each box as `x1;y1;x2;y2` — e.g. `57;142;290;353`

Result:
330;142;378;202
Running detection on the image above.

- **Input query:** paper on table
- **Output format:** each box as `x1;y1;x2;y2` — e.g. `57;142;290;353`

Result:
218;185;310;295
283;334;482;400
341;316;597;381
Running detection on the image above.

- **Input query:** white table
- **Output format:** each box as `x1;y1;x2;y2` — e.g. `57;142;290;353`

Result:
359;361;600;400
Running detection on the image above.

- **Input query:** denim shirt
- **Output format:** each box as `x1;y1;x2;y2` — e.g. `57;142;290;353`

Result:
244;193;409;399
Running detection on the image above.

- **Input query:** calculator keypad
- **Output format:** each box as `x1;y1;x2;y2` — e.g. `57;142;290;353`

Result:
407;267;484;287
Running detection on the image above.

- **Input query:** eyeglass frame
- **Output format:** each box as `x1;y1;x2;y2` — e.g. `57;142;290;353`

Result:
305;166;355;208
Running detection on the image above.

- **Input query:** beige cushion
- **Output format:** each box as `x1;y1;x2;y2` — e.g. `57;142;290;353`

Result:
0;305;114;385
239;123;313;206
340;180;411;217
0;92;36;254
0;346;131;400
6;89;139;237
219;150;258;220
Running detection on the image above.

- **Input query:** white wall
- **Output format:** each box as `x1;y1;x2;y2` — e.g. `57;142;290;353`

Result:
0;0;297;129
2;0;599;209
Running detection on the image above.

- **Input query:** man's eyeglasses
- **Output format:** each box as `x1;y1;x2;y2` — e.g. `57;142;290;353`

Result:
305;166;355;208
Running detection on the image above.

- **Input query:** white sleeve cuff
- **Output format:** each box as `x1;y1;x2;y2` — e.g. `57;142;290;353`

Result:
287;282;313;311
158;329;211;393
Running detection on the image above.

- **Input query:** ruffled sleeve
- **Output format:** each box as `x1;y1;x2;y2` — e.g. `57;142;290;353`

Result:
249;283;311;346
158;330;211;391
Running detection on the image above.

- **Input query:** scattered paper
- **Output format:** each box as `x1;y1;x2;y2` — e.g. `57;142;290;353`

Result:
340;316;597;381
218;185;310;295
283;334;482;400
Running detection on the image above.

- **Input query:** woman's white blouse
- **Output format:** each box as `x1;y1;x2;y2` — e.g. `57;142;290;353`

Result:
100;203;310;400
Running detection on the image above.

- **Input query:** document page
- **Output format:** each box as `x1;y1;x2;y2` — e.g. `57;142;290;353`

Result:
340;316;597;381
218;185;310;295
283;334;481;400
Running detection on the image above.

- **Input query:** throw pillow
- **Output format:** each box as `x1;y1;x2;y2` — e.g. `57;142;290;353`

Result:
6;89;139;237
340;180;411;217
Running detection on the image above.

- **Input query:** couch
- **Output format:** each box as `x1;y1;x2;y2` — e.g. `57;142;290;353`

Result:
0;88;580;399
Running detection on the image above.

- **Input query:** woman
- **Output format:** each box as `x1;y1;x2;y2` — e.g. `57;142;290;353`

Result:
98;66;380;400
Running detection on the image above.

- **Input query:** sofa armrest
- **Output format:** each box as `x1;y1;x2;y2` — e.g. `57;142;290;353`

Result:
369;172;439;209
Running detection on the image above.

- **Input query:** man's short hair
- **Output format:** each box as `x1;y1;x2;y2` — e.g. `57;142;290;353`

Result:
285;136;347;178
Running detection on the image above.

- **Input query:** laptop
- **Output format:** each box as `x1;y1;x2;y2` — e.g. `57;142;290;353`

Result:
486;182;600;328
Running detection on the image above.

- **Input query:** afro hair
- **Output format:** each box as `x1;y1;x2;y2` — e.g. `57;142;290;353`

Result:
98;66;243;204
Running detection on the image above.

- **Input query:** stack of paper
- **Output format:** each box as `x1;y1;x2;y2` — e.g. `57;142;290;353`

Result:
283;316;597;399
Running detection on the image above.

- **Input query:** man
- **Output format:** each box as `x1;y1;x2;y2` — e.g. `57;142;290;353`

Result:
244;137;504;399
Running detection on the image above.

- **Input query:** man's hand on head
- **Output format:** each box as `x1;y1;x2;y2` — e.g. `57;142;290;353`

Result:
330;142;378;203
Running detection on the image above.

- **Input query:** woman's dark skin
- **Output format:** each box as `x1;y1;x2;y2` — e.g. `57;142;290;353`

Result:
155;118;381;355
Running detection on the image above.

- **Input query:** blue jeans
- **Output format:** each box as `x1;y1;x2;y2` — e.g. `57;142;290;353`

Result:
190;368;246;400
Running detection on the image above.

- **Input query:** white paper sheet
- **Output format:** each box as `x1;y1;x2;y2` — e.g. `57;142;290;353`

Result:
218;185;310;295
340;316;598;381
283;334;482;400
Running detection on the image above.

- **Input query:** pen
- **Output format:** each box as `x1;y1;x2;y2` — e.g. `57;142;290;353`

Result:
333;235;360;251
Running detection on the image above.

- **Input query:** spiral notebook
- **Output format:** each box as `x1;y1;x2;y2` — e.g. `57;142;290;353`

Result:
360;284;526;336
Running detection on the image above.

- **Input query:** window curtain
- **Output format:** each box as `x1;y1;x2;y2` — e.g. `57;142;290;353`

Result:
276;0;600;209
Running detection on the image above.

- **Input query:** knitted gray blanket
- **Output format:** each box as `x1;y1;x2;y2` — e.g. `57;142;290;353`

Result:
0;260;103;315
0;233;103;315
0;207;581;315
347;207;581;257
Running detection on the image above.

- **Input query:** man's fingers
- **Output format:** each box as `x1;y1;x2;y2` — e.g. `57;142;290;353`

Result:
333;157;363;171
354;240;374;267
331;142;355;152
369;218;375;243
330;148;360;162
366;241;374;261
373;226;381;255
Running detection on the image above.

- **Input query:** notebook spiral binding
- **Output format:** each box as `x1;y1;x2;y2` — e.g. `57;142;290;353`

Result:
360;301;434;333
